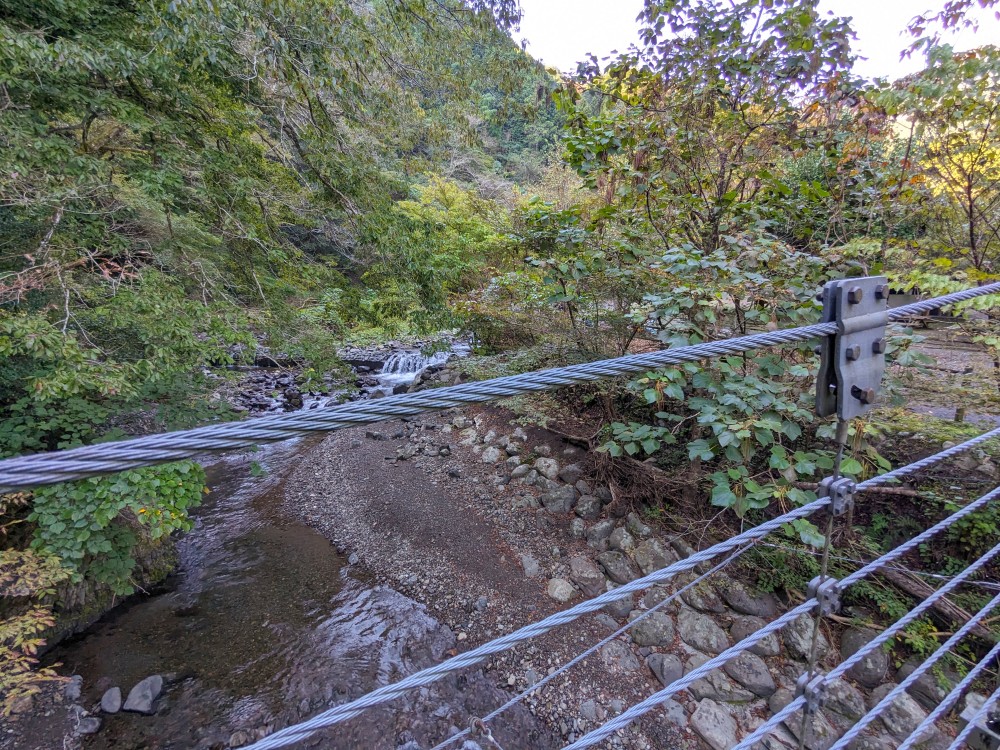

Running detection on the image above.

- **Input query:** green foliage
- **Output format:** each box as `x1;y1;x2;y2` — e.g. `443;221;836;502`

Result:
28;463;205;595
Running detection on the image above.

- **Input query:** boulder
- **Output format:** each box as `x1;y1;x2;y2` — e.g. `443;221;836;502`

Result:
677;608;731;654
600;640;640;672
646;653;683;687
596;551;638;584
540;486;577;514
825;678;866;722
628;611;675;647
685;653;755;703
691;699;739;750
625;513;653;538
723;651;776;697
718;580;779;617
783;709;840;750
100;687;122;714
868;684;932;742
547;578;576;603
633;538;678;576
123;675;163;715
841;628;889;688
569;518;586;539
575;495;602;521
608;527;636;554
897;656;956;710
520;553;542;578
730;615;780;657
558;463;584;485
680;580;727;614
569;556;605;597
534;457;560;480
783;612;830;662
481;446;503;463
603;585;634;619
586;519;615;549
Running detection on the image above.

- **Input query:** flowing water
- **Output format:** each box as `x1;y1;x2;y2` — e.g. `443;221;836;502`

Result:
42;346;496;750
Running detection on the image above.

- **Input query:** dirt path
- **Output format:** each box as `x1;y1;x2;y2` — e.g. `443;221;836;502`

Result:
284;407;686;750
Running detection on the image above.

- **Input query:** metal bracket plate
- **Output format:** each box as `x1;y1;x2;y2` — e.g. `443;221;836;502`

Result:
815;277;889;420
795;671;829;714
807;575;842;616
818;476;857;517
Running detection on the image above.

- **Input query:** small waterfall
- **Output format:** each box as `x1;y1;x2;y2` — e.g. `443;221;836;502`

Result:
377;350;451;389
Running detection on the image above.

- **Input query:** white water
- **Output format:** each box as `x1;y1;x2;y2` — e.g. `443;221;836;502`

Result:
376;350;452;389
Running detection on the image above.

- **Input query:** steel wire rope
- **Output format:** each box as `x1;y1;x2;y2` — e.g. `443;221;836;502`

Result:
427;545;755;750
942;683;1000;750
897;638;1000;750
238;429;1000;750
567;483;1000;750
828;591;1000;750
2;282;998;491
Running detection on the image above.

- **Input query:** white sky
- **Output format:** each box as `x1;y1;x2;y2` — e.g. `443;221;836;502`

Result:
516;0;1000;80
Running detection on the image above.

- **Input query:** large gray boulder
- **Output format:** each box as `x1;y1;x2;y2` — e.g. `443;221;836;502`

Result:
730;615;780;657
628;611;675;647
723;651;776;697
608;527;636;554
718;579;779;617
646;653;683;687
633;538;678;576
547;578;576;603
558;463;584;485
123;675;163;715
868;684;932;742
534;457;560;480
677;608;731;654
691;699;739;750
783;612;830;662
575;494;602;521
540;486;577;513
568;556;605;597
596;551;637;584
600;640;640;672
586;519;615;549
841;627;889;688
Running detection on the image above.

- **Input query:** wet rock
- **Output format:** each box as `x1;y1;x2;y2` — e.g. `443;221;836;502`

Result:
608;527;636;554
534;457;560;480
596;551;638;584
868;683;931;741
77;716;102;735
841;628;888;688
575;495;602;521
520;553;542;578
558;463;584;485
547;578;576;603
569;556;605;597
586;519;615;550
600;640;640;672
625;513;653;538
627;611;675;646
100;687;122;714
723;651;776;697
691;699;739;750
540;486;577;514
718;580;779;617
731;615;781;657
633;538;678;576
123;675;163;715
481;446;503;463
686;653;755;702
646;652;683;687
783;612;830;662
678;608;731;654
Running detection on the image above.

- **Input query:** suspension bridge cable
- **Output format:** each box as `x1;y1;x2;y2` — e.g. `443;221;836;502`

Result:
428;545;755;750
1;282;997;491
240;429;1000;750
943;683;1000;750
828;591;1000;750
897;638;1000;750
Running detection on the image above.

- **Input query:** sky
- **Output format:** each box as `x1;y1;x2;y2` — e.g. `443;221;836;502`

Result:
515;0;1000;80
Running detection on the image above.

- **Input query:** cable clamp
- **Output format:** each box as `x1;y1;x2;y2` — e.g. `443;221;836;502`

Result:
795;672;829;715
818;476;856;517
807;575;842;616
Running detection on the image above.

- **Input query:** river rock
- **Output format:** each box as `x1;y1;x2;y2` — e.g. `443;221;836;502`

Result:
783;612;830;662
723;651;776;697
569;556;605;597
520;553;542;578
608;527;636;554
627;611;675;646
76;717;102;735
718;579;779;617
586;519;615;550
600;640;640;672
678;608;731;654
691;699;739;750
868;683;932;741
558;463;584;485
540;486;577;513
730;615;780;657
596;551;637;584
534;457;560;480
646;652;683;687
547;578;576;603
481;446;503;463
575;494;602;521
123;675;163;714
100;687;122;714
625;513;652;538
841;627;888;688
633;538;678;576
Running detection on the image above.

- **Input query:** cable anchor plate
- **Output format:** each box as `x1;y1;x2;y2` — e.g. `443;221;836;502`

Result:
815;277;889;420
795;671;829;715
807;575;842;616
818;476;856;517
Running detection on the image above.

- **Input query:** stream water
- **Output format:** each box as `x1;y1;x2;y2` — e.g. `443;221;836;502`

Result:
44;346;486;749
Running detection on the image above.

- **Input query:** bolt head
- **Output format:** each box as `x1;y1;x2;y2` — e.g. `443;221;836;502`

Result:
847;287;864;304
872;338;886;354
846;345;861;361
875;283;889;300
852;386;876;405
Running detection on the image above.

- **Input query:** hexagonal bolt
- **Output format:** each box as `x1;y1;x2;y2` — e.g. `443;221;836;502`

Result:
847;286;864;304
875;283;889;300
872;338;886;354
851;385;876;405
845;345;861;361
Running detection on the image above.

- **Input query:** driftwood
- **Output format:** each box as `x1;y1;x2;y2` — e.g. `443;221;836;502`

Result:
880;567;996;642
791;481;923;498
